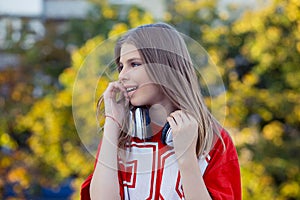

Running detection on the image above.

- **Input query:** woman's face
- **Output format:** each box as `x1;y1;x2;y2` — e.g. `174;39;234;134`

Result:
118;43;169;107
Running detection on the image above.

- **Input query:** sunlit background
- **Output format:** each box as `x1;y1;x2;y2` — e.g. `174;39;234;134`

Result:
0;0;299;199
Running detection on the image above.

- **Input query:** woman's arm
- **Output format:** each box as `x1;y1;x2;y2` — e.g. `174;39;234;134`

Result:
90;81;129;199
167;110;212;200
177;154;212;200
89;118;121;200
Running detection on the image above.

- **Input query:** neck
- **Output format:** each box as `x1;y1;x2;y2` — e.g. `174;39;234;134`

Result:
149;102;176;134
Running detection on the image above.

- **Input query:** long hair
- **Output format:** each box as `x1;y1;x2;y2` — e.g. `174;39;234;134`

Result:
114;23;223;157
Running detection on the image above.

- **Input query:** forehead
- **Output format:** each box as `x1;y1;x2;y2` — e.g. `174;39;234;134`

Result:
120;43;140;59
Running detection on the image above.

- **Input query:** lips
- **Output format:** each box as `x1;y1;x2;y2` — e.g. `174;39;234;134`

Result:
126;86;138;93
124;86;138;99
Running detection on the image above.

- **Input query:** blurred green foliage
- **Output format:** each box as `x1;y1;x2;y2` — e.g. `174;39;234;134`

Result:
0;0;299;199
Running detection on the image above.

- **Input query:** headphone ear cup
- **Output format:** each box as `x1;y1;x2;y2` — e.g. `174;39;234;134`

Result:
161;122;173;146
161;122;169;144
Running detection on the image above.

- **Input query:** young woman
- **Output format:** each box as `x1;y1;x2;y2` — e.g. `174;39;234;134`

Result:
81;23;241;200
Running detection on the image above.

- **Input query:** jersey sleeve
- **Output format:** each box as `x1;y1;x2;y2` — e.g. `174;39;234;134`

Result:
81;173;93;200
80;140;125;200
203;130;242;200
80;140;102;200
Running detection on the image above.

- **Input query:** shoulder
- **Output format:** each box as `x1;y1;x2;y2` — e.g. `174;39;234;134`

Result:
203;128;240;179
203;128;242;200
209;129;238;165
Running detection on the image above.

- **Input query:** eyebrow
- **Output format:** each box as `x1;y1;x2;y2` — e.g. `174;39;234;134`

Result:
119;57;143;64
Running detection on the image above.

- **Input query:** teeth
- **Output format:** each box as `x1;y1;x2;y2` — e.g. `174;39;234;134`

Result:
126;86;137;92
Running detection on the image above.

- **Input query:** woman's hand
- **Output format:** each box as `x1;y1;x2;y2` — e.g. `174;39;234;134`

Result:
102;81;129;129
167;110;198;160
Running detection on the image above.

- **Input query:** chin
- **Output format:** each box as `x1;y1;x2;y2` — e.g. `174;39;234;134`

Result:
130;101;144;107
130;98;150;107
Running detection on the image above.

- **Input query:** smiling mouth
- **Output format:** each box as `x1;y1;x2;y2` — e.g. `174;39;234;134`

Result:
126;86;138;93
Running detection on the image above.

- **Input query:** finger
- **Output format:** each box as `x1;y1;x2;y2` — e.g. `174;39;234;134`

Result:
116;81;130;101
111;81;127;97
180;112;189;124
181;111;191;122
184;111;198;124
167;116;177;129
169;110;183;124
105;81;128;101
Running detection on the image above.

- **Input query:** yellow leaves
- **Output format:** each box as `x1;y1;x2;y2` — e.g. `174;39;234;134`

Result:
28;136;45;156
218;11;229;21
235;127;259;146
163;12;172;22
32;121;44;136
102;6;116;19
54;90;72;108
0;132;17;150
1;156;11;168
11;87;21;101
8;167;29;188
286;90;299;102
263;121;284;145
84;36;104;56
108;23;128;38
59;68;76;89
232;19;247;35
203;30;219;44
260;53;272;67
233;12;264;34
241;161;276;199
71;36;104;70
280;181;300;198
257;107;273;122
65;149;86;173
207;49;220;65
242;73;259;86
197;0;216;8
129;8;139;20
296;22;300;39
291;0;300;6
71;51;85;71
56;161;70;178
202;25;228;44
266;27;282;43
141;12;153;25
286;1;300;22
174;0;216;15
225;58;235;69
285;70;300;89
10;83;32;103
296;42;300;53
95;77;109;107
70;178;85;199
63;142;93;176
128;8;153;28
174;1;195;14
45;145;61;164
228;71;238;83
293;105;300;123
238;147;253;164
250;34;268;60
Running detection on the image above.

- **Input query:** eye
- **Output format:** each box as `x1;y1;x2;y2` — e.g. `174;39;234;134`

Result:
131;62;141;67
117;63;123;72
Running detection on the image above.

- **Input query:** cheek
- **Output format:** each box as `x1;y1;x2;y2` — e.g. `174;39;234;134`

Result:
130;86;164;106
134;85;162;100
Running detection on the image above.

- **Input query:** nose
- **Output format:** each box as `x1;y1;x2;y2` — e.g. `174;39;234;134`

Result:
118;66;129;83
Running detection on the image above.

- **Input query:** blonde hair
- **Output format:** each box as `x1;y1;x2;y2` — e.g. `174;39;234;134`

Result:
114;23;223;157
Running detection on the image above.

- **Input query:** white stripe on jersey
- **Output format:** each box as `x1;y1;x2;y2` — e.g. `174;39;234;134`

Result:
120;142;211;200
122;141;158;200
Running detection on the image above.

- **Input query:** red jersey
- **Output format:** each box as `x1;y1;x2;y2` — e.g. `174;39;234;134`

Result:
81;129;241;200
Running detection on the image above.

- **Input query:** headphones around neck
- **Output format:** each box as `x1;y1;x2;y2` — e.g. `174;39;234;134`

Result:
130;107;173;146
